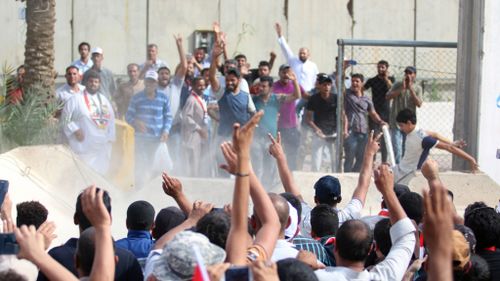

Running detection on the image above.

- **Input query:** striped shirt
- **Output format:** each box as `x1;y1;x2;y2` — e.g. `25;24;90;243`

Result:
126;89;173;138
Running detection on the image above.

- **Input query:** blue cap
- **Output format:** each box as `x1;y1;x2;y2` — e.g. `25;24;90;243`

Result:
404;66;417;73
314;175;341;201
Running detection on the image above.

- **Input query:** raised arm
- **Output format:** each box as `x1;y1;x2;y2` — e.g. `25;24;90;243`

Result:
435;142;479;173
162;172;192;216
81;185;115;281
351;131;382;205
268;132;303;201
209;41;224;93
173;34;188;80
275;23;294;62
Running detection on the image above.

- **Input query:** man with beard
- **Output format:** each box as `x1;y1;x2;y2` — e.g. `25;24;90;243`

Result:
62;70;116;175
126;70;173;187
56;65;85;105
71;42;93;75
364;60;394;162
251;72;300;186
209;40;256;140
181;77;210;177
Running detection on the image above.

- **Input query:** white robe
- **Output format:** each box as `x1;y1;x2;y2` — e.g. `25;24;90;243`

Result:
62;91;115;174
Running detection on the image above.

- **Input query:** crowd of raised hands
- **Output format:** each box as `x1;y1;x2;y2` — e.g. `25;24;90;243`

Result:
0;109;494;281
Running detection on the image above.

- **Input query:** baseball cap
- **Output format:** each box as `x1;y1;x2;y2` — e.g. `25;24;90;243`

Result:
284;202;299;241
314;175;341;202
317;73;333;84
145;70;158;81
279;64;290;72
225;67;241;78
91;47;103;55
452;230;471;271
152;231;226;280
404;66;417;73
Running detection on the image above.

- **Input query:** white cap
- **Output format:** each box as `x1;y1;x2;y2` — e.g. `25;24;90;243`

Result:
91;47;103;54
145;70;158;81
284;202;299;241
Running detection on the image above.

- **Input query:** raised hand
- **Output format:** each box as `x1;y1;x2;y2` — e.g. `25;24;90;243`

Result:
219;141;238;175
232;111;264;155
173;34;183;46
373;164;394;195
365;130;382;156
268;132;285;160
37;221;57;250
274;23;282;37
162;172;183;198
81;185;111;229
285;70;297;81
15;225;45;262
213;21;221;34
188;200;214;222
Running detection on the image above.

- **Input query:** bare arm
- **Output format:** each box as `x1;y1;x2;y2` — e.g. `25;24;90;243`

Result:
407;81;423;107
209;42;223;93
351;131;382;205
283;71;300;102
306;110;325;138
162;172;192;216
374;164;407;224
268;133;303;201
368;109;387;127
153;201;213;250
173;34;188;80
268;51;277;70
435;142;479;172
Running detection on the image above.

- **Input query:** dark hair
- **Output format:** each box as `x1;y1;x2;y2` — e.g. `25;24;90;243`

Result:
398;192;424;224
196;210;231;249
234;54;247;61
65;65;79;74
259;76;274;86
396;109;417;125
201;68;210;76
377;60;389;67
310;204;339;238
152;207;186;240
75;188;112;231
0;270;28;281
76;227;116;276
192;76;205;86
280;192;302;222
464;202;500;249
277;258;319;281
16;201;48;229
85;70;101;82
336;220;373;262
126;200;155;231
78;42;91;51
454;254;490;281
258;61;271;68
374;218;392;256
351;73;364;82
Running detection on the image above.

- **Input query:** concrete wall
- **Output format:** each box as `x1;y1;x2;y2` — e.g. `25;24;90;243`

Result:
0;0;458;76
478;0;500;184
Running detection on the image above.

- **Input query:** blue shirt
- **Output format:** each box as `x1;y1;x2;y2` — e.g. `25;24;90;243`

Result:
126;89;173;138
252;94;281;138
217;90;250;136
116;230;154;259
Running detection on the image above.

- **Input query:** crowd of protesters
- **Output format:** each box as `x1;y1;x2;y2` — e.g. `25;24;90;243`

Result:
0;21;492;281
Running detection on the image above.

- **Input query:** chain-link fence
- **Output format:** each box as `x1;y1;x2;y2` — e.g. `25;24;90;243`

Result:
335;40;458;172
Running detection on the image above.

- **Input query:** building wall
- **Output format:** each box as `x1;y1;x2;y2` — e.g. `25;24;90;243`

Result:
0;0;458;76
478;0;500;184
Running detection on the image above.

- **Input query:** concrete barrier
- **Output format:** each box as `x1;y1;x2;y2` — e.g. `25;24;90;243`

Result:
0;145;498;245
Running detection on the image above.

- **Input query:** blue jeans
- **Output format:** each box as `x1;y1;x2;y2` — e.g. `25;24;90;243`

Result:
391;128;406;164
343;132;368;172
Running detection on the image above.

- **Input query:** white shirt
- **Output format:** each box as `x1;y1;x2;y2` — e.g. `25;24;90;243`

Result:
277;36;319;92
140;59;169;72
158;76;184;124
62;91;115;174
56;83;85;104
144;249;162;280
395;127;438;184
271;239;300;262
315;218;416;281
301;198;363;237
72;59;93;74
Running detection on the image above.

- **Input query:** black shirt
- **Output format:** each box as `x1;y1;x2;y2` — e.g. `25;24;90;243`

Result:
37;238;144;281
364;75;395;121
306;93;338;135
477;249;500;280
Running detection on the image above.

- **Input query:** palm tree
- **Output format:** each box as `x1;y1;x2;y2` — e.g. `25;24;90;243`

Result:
18;0;56;92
